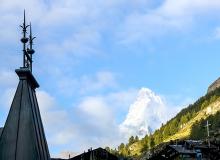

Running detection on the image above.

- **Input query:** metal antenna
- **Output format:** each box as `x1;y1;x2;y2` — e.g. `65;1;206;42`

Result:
27;22;36;72
20;10;29;68
20;10;36;72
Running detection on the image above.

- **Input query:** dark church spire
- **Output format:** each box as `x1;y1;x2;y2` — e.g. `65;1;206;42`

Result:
0;11;50;160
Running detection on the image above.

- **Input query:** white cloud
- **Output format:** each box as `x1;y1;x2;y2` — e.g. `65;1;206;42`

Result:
1;0;220;48
160;0;220;18
42;28;102;60
2;0;220;89
0;84;184;157
36;88;138;154
72;95;123;150
37;90;56;110
36;90;76;147
0;88;16;109
0;70;17;88
35;89;134;154
0;70;17;111
80;71;118;94
57;71;118;96
77;97;113;122
118;0;220;44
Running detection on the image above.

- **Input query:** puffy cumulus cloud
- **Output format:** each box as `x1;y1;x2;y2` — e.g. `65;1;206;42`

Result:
2;0;220;51
0;70;17;123
2;0;220;93
0;0;105;65
118;0;220;44
36;90;76;148
36;88;139;156
43;29;102;59
57;71;118;96
0;87;16;127
37;90;56;111
1;85;182;158
34;88;138;156
160;0;220;18
0;70;17;126
0;70;17;88
77;97;113;123
80;71;118;94
64;87;181;150
103;89;139;118
0;88;16;109
73;96;120;148
0;0;46;44
120;88;178;139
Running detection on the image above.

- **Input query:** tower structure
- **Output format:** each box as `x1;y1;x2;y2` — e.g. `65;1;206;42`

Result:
0;11;50;160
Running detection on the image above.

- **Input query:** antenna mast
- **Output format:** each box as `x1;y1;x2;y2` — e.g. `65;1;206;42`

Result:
20;10;36;72
27;23;36;72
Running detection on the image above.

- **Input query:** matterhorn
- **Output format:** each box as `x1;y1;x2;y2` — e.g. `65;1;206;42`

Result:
120;88;168;138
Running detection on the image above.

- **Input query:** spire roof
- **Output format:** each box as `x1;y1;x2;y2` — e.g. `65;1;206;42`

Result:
0;127;3;137
0;12;50;160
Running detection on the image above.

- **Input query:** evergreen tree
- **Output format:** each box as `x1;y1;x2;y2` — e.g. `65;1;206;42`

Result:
135;136;139;142
128;136;135;145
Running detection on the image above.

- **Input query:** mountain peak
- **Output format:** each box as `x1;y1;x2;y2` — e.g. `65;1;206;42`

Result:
137;88;154;99
120;88;166;138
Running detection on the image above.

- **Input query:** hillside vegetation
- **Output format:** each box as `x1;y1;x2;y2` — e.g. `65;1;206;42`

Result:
109;87;220;158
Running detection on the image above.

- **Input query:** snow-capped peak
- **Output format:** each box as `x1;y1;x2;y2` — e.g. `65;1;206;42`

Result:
120;87;167;138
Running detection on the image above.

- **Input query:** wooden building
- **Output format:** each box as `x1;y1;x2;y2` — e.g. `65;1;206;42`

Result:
52;148;118;160
148;140;219;160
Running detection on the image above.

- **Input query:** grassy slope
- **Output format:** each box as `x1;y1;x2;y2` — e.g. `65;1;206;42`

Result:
127;89;220;156
164;97;220;142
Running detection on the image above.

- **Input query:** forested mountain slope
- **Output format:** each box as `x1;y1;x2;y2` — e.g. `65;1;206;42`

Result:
113;86;220;157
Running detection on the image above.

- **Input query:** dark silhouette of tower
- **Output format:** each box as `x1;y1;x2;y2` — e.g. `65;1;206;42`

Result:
0;11;50;160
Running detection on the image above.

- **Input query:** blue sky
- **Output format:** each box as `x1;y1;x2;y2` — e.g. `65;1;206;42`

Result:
1;0;220;158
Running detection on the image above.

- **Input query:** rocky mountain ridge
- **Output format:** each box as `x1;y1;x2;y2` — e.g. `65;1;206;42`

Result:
208;77;220;93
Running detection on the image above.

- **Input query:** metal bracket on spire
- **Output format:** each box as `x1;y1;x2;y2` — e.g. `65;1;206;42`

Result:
20;10;36;72
27;23;36;72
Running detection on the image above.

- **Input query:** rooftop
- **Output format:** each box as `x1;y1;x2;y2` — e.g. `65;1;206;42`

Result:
169;145;196;154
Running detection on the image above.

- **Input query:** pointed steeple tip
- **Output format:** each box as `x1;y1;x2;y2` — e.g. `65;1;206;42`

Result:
24;10;25;24
18;11;38;87
20;10;37;72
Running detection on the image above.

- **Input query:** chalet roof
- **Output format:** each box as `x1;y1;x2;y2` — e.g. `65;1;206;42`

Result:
185;140;203;146
169;145;196;154
51;148;118;160
0;68;50;160
70;148;118;160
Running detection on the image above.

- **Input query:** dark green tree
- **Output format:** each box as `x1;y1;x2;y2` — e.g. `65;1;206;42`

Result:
128;136;135;145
